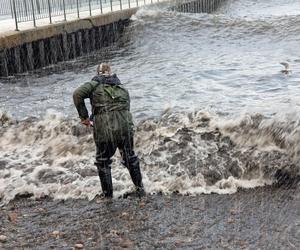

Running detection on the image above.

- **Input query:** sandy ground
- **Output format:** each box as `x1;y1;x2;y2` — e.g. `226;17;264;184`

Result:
0;186;299;249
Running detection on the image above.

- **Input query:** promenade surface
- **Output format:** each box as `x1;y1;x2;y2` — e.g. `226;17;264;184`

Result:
0;0;158;36
1;187;298;249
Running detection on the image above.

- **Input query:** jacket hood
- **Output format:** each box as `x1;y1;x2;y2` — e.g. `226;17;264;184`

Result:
92;73;121;85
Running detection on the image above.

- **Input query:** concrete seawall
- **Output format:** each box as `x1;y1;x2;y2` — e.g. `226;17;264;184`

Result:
0;0;225;77
0;9;137;77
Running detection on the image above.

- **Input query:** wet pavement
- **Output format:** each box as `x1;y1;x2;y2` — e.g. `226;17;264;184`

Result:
0;186;299;249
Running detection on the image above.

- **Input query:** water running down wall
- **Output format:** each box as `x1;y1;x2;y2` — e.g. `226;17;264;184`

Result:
0;10;135;77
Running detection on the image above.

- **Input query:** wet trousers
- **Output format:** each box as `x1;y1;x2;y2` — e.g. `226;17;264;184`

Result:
94;134;143;198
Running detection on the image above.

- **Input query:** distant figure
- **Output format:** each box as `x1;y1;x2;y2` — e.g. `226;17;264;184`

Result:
280;62;291;74
73;63;144;198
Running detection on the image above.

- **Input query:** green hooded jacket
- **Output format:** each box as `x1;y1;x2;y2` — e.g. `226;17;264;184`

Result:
73;74;134;143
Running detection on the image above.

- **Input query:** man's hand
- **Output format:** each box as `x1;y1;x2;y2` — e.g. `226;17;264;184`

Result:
81;118;90;126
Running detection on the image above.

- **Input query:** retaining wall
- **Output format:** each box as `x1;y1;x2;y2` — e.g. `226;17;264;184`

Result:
0;9;137;77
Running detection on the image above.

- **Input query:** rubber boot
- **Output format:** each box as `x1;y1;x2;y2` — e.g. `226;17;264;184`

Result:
96;164;113;198
127;157;145;197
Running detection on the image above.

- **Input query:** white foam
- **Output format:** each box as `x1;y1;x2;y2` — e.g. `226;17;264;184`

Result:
0;110;298;204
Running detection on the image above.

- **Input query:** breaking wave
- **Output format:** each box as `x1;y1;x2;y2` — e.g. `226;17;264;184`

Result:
0;109;299;204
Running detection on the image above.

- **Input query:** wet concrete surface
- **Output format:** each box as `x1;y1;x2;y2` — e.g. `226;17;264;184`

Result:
0;186;299;249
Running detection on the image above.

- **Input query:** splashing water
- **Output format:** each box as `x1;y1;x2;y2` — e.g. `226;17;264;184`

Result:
0;109;299;204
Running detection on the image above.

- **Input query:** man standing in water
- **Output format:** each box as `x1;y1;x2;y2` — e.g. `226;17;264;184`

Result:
73;63;144;198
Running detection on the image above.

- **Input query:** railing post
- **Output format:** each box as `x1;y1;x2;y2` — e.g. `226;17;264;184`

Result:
136;0;138;7
30;0;36;27
110;0;113;11
12;0;19;31
62;0;66;21
100;0;103;13
76;0;79;18
119;0;122;10
23;0;28;17
36;0;41;14
10;0;14;18
128;0;130;8
47;0;52;24
89;0;92;16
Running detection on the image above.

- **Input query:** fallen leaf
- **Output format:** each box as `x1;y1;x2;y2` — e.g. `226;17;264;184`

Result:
51;231;60;238
74;243;84;249
8;212;17;223
175;240;183;245
120;239;134;248
229;208;238;215
227;218;234;224
0;235;7;243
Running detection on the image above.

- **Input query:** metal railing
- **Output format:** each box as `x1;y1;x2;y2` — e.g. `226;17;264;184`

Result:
9;0;159;31
0;0;13;15
3;0;224;31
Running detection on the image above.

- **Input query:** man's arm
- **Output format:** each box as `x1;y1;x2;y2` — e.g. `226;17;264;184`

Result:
73;82;95;120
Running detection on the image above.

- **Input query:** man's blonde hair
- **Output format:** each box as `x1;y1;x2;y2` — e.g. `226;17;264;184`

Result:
97;63;111;75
